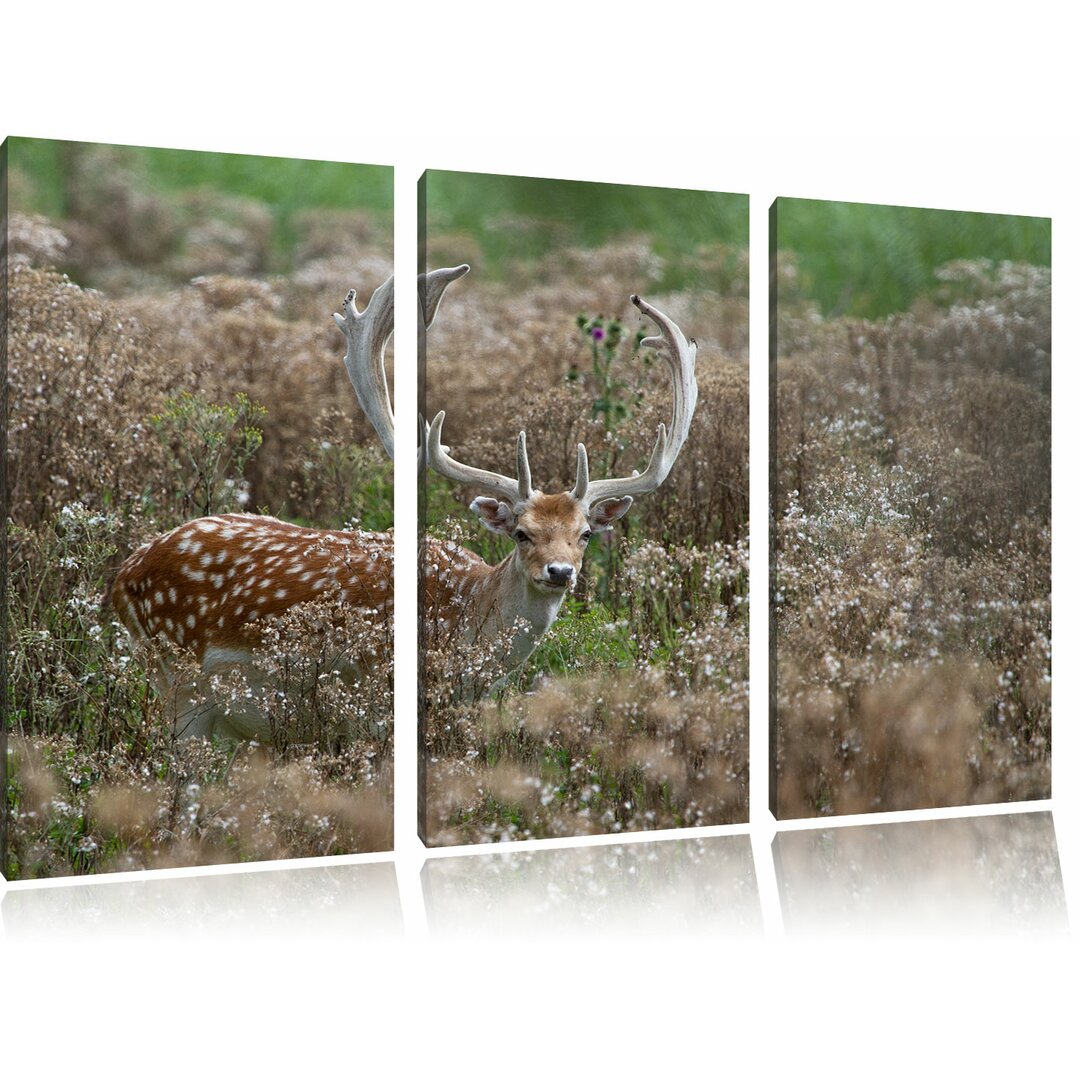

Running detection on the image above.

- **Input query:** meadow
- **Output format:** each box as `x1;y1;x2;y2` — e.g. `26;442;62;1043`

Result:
771;201;1051;817
420;172;750;844
4;140;394;877
774;198;1051;318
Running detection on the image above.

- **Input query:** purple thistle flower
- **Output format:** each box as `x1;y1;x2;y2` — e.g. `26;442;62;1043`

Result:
591;326;605;341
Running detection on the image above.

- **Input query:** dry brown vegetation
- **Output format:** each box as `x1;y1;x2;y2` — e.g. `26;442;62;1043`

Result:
421;236;749;843
772;256;1051;817
4;148;393;878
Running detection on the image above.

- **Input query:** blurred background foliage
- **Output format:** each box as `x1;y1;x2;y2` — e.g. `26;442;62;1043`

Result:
423;169;748;292
775;197;1050;319
8;136;393;273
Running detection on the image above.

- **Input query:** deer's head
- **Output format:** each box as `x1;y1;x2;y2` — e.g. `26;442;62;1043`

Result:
425;283;698;597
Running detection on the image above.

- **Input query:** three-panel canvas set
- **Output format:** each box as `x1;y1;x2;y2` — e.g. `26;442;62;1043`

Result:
1;138;1051;880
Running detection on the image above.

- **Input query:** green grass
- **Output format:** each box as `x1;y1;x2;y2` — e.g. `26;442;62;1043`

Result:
528;597;636;677
6;136;70;219
6;136;392;262
423;169;748;290
776;197;1051;318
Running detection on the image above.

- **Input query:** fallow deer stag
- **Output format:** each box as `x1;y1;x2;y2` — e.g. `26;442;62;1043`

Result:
111;267;468;741
422;272;698;675
112;263;696;739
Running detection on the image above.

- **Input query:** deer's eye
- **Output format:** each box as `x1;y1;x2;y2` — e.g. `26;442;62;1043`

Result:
580;530;593;544
513;529;531;544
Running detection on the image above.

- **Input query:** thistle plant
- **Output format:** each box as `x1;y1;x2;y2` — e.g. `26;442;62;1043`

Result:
567;314;651;601
571;313;648;433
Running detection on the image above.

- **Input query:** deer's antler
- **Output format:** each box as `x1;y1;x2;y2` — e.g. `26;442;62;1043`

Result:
426;412;534;509
422;265;536;506
420;263;470;330
334;275;396;461
424;284;697;517
418;264;472;474
572;294;698;508
335;265;473;465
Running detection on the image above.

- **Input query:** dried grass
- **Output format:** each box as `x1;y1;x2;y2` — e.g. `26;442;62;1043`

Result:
773;257;1051;817
421;246;749;841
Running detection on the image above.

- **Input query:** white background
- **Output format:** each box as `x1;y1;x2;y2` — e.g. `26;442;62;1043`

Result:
2;3;1076;1072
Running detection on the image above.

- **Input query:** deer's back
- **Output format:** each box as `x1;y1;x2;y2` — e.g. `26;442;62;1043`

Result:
112;514;393;662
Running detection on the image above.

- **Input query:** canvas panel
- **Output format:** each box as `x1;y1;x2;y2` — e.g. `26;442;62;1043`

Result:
419;170;750;846
769;197;1051;819
3;137;394;878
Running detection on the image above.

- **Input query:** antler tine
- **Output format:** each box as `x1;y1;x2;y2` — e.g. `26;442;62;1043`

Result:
419;264;470;329
574;294;698;508
418;413;430;474
427;411;533;507
571;442;589;500
334;275;396;461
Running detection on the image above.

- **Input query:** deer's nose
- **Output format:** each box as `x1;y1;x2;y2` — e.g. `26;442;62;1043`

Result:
546;563;574;586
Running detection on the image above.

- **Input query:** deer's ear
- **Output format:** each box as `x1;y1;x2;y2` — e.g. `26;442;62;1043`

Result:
588;496;633;531
470;497;517;535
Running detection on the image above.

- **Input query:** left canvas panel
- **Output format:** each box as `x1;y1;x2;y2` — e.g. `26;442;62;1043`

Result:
2;137;394;879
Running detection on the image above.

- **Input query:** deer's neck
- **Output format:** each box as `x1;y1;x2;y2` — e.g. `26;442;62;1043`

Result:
453;550;564;668
492;550;567;663
428;539;569;670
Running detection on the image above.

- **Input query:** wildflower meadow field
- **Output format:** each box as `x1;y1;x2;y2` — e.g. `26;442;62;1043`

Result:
4;138;394;878
420;172;750;843
9;152;1039;875
771;199;1051;817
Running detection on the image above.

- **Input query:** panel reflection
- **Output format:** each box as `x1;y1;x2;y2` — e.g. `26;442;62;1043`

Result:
2;860;401;939
423;835;760;938
774;811;1067;937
